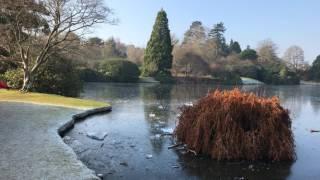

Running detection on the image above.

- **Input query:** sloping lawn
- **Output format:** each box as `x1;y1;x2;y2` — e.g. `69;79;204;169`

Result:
0;90;109;110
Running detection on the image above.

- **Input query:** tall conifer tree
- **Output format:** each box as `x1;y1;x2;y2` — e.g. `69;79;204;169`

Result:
143;9;173;76
208;22;229;56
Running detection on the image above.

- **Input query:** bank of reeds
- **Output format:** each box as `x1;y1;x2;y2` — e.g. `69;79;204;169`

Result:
175;88;295;161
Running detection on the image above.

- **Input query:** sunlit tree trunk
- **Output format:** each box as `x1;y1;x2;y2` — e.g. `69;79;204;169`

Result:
21;70;32;92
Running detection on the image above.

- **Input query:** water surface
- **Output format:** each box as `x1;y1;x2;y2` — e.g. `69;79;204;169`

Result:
66;83;320;180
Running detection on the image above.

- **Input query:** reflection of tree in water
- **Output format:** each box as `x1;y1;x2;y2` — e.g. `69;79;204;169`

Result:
170;84;238;105
310;100;320;114
166;84;317;123
241;85;307;119
308;86;320;114
276;86;306;119
142;84;173;154
171;84;211;102
84;83;141;102
174;151;293;179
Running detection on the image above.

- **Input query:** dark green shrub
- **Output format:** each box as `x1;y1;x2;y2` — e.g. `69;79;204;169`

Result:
0;46;9;57
79;68;107;82
2;56;83;96
211;68;242;85
231;62;261;80
33;56;83;97
258;62;299;85
155;70;175;83
222;71;242;85
0;61;17;74
3;69;23;89
240;49;258;60
278;67;300;84
99;60;140;82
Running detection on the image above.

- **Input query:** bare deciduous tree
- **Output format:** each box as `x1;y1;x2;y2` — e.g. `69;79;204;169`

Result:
283;45;305;72
173;52;210;77
182;21;207;46
0;0;114;91
171;34;179;46
257;39;279;62
126;45;144;65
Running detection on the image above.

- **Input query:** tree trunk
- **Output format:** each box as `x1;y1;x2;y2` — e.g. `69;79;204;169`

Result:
21;70;33;92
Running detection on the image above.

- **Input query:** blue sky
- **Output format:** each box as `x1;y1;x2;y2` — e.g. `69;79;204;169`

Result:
92;0;320;63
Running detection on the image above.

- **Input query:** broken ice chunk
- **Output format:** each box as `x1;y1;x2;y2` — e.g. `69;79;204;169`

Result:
86;132;108;141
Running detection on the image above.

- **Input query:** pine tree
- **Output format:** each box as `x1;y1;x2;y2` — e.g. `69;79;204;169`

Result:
208;22;229;56
229;39;241;54
310;55;320;80
142;9;173;77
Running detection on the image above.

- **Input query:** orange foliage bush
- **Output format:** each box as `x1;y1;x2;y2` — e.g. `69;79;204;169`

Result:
175;88;295;161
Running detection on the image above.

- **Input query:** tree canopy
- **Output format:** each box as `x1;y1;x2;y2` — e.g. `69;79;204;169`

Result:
229;40;241;54
257;39;278;62
283;45;305;72
182;21;206;45
240;46;258;60
208;22;229;56
309;55;320;81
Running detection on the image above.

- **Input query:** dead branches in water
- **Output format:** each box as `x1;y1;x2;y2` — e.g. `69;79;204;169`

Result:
310;129;320;133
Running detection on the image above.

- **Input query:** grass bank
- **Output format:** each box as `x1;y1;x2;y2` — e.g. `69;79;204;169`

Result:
0;90;109;110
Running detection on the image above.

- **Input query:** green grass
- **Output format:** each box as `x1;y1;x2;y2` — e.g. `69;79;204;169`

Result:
0;90;110;110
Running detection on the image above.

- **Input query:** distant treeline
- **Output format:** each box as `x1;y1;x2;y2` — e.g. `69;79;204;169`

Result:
2;6;320;98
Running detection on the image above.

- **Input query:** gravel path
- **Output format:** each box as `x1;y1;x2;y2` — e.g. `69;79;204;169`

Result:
0;102;99;180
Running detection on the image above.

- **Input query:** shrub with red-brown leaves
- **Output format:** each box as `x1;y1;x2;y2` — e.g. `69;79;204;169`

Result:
175;88;295;161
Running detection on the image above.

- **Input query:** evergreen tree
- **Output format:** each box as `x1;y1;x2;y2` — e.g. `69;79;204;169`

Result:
143;9;173;77
88;37;103;46
229;39;241;54
240;46;258;60
182;21;206;45
208;22;229;56
310;55;320;81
